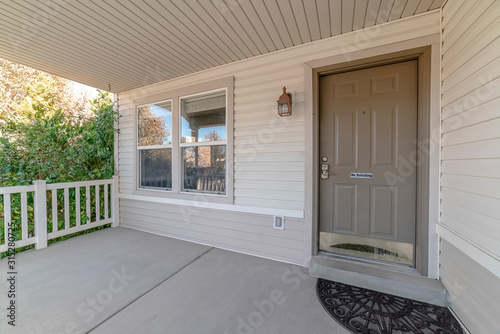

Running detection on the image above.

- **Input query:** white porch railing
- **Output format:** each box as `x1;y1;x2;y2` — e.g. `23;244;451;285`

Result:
0;176;119;253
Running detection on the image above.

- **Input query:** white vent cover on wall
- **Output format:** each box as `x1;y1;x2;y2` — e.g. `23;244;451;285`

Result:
273;216;285;230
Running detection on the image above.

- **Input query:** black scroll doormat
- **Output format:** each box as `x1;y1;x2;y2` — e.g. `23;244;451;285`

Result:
316;279;464;334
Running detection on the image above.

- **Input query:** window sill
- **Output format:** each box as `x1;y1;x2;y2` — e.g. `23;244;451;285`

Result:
120;193;305;218
133;187;232;205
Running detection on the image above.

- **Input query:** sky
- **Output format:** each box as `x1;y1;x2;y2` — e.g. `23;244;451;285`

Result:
71;81;101;100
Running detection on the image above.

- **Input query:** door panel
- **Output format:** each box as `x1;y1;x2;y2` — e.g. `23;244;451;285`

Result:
334;111;358;168
333;184;357;233
319;61;418;265
369;185;396;238
371;107;397;166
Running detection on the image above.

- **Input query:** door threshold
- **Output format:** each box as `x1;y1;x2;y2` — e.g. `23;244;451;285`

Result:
309;252;450;307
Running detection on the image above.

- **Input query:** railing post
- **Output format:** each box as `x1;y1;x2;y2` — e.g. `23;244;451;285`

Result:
112;176;120;228
34;180;48;250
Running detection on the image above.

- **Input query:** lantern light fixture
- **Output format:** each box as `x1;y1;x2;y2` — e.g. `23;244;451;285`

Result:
277;86;292;117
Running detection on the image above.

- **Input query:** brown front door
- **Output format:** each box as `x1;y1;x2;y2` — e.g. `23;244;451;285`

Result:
319;60;418;266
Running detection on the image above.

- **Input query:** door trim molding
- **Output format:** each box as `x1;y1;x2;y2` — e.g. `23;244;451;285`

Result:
304;35;441;279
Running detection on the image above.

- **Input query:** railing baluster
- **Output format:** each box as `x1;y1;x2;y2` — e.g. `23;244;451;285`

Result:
52;189;58;232
86;186;91;224
21;192;28;240
104;184;109;219
34;180;47;249
95;185;100;223
75;187;81;226
64;188;69;230
112;176;119;228
4;194;11;245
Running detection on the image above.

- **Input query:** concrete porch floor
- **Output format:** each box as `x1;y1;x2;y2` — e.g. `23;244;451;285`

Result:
1;227;348;334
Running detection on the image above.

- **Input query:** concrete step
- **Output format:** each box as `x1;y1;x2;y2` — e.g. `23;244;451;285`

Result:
309;254;450;307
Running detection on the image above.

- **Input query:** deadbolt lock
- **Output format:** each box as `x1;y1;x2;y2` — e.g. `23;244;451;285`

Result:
321;163;329;179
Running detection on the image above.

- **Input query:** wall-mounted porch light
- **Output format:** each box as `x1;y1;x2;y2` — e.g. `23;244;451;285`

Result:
277;87;292;117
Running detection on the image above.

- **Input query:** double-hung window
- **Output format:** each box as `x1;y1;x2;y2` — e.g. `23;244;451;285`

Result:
180;90;227;194
137;100;172;190
135;77;233;201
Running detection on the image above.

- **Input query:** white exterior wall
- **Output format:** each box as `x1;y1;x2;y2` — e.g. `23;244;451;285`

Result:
117;11;441;265
439;1;500;333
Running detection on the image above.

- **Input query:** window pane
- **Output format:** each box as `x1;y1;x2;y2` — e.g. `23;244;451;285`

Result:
138;101;171;146
180;90;226;143
140;148;172;189
182;145;226;194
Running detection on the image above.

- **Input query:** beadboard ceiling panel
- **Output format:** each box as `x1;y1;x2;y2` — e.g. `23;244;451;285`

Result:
0;0;444;93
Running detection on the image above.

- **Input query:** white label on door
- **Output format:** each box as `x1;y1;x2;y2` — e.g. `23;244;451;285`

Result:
350;172;373;179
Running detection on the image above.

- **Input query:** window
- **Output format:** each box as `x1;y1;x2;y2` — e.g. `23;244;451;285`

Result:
180;90;226;194
135;77;233;200
137;101;172;190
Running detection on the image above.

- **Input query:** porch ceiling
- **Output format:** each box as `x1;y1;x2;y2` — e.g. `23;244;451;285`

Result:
0;0;444;93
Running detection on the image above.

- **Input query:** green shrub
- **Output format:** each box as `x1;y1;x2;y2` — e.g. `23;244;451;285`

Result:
0;89;119;258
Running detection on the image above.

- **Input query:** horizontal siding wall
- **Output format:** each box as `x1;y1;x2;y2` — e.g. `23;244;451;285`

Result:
439;240;500;333
116;11;441;265
120;199;304;264
232;62;305;210
440;1;500;332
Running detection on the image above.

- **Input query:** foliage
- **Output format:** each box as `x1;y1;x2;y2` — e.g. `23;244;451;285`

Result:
0;58;91;126
0;59;118;257
0;90;117;185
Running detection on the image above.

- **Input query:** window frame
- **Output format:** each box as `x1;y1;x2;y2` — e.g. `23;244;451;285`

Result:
179;88;228;195
136;99;173;191
132;76;234;204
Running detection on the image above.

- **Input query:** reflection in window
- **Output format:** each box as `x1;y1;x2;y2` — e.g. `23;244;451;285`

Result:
137;100;172;190
137;87;229;195
140;149;172;189
182;146;226;194
180;89;227;194
138;101;171;146
180;90;226;143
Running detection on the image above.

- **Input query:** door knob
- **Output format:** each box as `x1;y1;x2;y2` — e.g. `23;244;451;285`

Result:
321;163;330;179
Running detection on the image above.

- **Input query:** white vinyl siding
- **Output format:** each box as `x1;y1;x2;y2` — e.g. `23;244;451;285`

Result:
120;198;304;265
116;12;440;265
440;1;500;332
439;240;500;333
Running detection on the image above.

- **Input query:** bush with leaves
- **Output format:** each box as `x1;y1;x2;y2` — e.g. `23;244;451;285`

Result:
0;91;117;185
0;60;119;256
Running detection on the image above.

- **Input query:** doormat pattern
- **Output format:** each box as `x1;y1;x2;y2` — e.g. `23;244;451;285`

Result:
316;279;464;334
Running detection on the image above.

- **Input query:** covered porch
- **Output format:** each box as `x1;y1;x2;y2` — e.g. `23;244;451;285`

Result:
1;227;345;334
1;1;499;333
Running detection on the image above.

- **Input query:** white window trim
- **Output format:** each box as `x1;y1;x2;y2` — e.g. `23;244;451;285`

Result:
178;141;226;147
132;76;234;205
137;144;173;150
137;99;173;191
178;87;228;195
